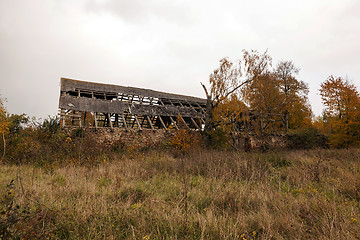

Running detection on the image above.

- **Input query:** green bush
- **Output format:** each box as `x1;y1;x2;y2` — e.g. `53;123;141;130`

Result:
205;129;231;149
41;115;60;134
287;127;328;149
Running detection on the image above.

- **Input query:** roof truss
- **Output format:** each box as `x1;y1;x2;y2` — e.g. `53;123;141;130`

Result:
58;78;206;130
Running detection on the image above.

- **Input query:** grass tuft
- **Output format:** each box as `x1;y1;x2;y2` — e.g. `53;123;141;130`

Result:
0;148;359;239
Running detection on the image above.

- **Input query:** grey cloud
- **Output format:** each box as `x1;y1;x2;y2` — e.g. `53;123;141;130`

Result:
86;0;197;26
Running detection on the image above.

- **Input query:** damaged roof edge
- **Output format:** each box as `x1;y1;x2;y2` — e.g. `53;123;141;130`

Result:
59;95;204;118
60;78;207;104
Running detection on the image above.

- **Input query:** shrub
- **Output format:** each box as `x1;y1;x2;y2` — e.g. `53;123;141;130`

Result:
205;128;231;150
168;129;202;156
0;179;57;239
41;115;60;134
7;114;29;133
287;127;328;149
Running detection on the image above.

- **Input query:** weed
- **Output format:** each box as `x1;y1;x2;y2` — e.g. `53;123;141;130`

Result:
98;177;112;188
266;153;292;168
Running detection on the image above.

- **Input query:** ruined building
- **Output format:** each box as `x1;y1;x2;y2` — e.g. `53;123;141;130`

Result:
58;78;290;150
58;78;206;131
58;78;288;134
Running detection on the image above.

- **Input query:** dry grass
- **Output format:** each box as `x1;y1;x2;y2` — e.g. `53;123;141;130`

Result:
1;148;359;239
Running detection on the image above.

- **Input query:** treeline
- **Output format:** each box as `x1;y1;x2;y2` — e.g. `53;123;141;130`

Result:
202;50;360;148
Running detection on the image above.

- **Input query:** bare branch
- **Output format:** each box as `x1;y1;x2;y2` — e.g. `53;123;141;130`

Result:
200;82;209;99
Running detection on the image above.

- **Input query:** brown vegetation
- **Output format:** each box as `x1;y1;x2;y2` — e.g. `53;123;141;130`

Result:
1;148;359;239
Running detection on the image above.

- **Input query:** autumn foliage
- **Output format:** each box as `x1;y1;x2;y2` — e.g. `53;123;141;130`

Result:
319;76;360;147
204;50;312;148
203;50;360;149
0;98;10;161
0;99;9;137
168;129;202;156
240;59;312;130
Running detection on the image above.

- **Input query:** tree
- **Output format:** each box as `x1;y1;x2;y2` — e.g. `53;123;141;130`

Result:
319;76;360;147
242;72;283;113
0;97;10;160
274;61;312;128
242;60;312;131
202;50;312;147
201;50;271;145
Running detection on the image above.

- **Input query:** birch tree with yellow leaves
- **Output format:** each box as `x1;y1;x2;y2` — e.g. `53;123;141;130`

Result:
0;97;10;160
201;50;272;145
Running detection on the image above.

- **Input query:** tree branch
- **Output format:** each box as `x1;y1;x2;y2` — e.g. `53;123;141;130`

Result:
200;82;210;99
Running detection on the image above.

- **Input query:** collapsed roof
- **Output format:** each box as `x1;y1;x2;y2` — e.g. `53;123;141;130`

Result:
58;78;206;130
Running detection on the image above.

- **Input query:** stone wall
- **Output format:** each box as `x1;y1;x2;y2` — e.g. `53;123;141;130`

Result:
69;128;292;151
232;134;289;151
80;128;176;149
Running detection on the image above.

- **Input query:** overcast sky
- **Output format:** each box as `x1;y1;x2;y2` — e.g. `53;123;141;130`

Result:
0;0;359;119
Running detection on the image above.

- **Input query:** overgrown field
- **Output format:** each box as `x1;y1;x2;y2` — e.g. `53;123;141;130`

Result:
1;148;360;239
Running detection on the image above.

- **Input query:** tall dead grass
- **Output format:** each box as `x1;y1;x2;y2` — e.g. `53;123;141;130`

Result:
0;148;359;239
